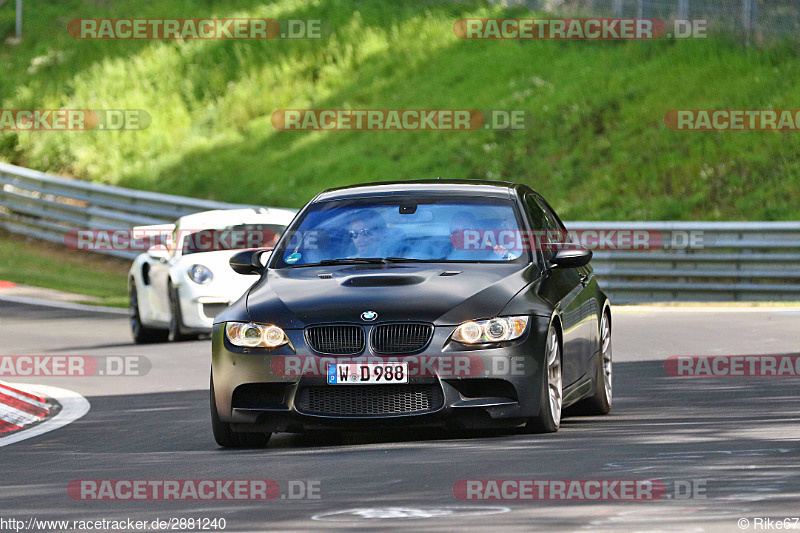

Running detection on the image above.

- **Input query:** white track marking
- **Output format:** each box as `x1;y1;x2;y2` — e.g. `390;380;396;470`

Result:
0;384;90;448
613;305;800;314
0;294;128;315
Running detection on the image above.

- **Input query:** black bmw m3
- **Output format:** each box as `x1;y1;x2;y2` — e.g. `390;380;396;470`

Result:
211;180;612;447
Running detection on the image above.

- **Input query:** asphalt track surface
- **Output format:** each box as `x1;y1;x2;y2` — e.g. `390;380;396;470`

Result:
1;299;799;532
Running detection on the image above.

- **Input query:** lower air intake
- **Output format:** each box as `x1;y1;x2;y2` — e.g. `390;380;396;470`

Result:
295;384;444;416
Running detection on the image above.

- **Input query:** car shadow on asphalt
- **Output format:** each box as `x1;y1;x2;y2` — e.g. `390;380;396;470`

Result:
7;359;799;456
45;338;212;353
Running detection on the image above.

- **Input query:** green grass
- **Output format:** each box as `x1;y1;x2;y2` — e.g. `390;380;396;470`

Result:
0;230;129;307
1;0;799;221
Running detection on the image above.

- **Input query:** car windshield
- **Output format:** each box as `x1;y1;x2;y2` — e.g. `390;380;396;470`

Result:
181;223;287;255
272;196;528;267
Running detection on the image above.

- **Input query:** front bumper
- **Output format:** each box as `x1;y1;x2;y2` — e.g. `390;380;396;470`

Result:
211;319;550;432
179;295;230;331
175;277;255;332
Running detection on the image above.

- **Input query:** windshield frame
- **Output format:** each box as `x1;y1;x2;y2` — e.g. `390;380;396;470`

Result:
268;193;533;269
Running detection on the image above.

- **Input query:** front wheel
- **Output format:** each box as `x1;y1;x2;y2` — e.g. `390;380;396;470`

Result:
573;310;612;415
129;280;168;344
210;375;270;448
526;325;562;433
169;284;198;342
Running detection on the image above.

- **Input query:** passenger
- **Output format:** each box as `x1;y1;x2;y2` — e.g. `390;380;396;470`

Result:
449;211;514;260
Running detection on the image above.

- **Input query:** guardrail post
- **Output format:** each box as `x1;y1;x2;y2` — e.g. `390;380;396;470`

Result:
15;0;22;40
678;0;689;21
742;0;758;46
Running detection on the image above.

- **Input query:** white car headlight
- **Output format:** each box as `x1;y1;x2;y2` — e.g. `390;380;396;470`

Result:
451;316;529;344
225;322;289;348
188;264;213;284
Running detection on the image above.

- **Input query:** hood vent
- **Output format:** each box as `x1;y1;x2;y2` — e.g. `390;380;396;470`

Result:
317;273;333;279
342;274;424;287
440;270;462;277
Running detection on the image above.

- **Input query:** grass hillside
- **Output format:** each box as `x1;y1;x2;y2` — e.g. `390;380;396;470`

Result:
1;0;799;220
0;230;128;306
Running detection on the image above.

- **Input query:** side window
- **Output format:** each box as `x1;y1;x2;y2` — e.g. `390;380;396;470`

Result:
525;195;547;232
525;195;561;261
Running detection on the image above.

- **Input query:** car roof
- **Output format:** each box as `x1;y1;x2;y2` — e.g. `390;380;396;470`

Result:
313;179;522;202
176;208;297;230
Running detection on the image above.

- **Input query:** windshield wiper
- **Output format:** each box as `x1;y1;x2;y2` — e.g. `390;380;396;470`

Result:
318;257;387;265
316;257;428;266
381;257;427;263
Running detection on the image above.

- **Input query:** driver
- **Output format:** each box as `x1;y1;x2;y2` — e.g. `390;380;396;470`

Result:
347;210;387;258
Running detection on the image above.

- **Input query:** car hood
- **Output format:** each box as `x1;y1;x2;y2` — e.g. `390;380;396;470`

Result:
245;263;544;327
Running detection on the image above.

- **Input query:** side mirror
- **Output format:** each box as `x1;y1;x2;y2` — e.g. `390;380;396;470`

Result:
147;246;169;262
549;247;592;269
230;249;271;275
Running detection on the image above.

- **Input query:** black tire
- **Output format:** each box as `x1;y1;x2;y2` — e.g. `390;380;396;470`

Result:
129;280;168;344
572;310;612;416
168;283;198;342
526;324;562;434
210;375;270;448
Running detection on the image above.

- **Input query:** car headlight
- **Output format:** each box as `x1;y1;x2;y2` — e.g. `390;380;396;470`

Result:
225;322;289;348
188;264;213;284
451;316;529;344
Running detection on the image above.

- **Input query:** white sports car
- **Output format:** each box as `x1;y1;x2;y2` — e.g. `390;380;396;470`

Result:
128;208;297;343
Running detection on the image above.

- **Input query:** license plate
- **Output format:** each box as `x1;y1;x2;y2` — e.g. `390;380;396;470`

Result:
327;363;408;385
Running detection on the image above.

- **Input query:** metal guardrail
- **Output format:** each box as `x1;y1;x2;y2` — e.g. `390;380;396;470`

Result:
505;0;800;42
0;162;262;259
1;162;799;302
571;221;800;302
